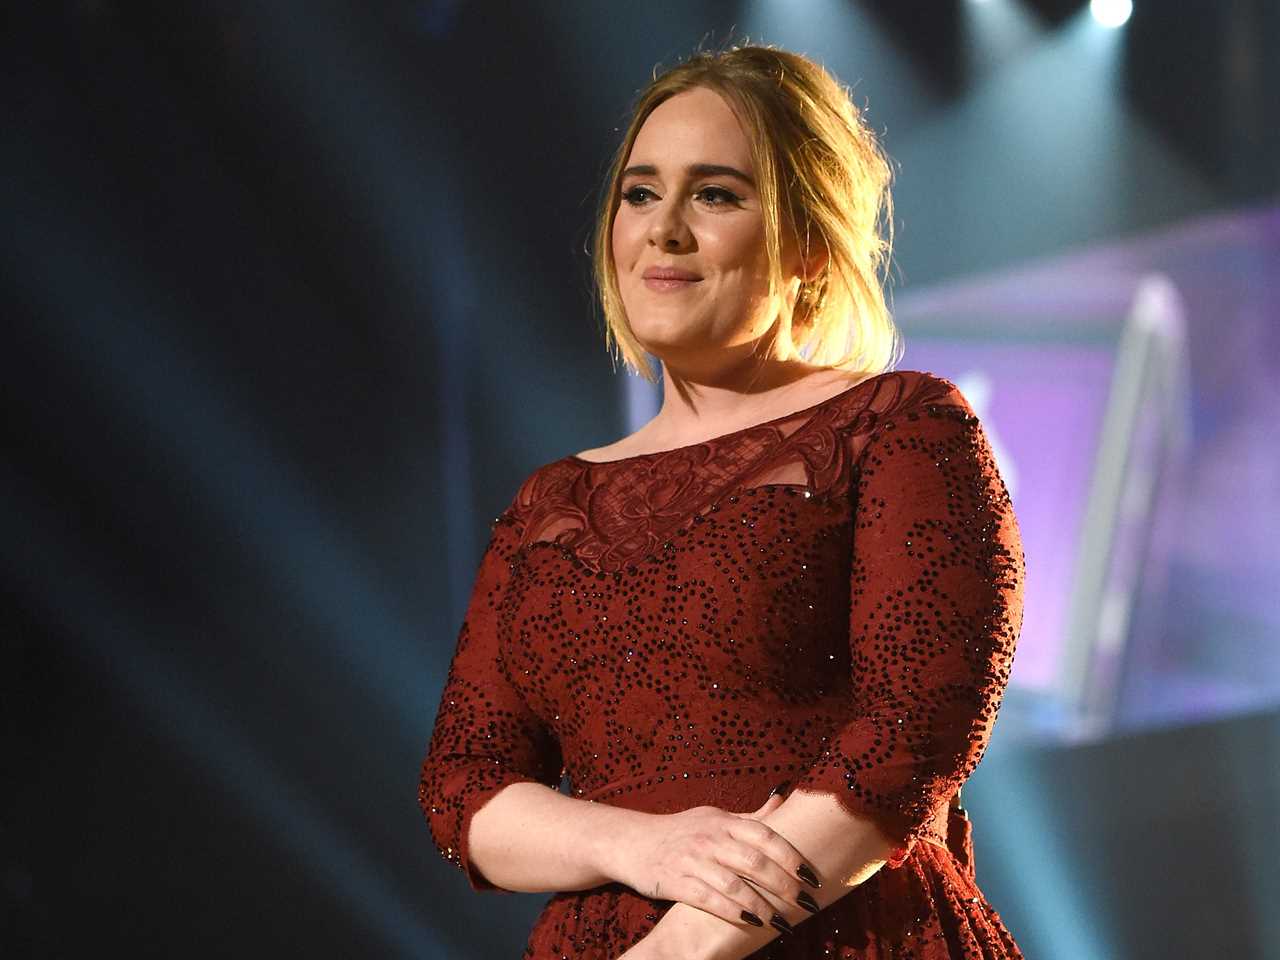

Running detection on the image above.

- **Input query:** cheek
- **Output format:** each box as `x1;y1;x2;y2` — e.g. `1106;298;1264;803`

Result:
707;220;770;279
611;208;640;265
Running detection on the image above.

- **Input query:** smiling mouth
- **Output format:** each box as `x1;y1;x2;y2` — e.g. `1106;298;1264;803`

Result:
643;276;703;291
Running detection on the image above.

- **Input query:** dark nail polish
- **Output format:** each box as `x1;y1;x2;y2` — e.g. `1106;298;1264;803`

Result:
769;913;795;935
768;780;791;798
796;862;821;889
740;910;764;927
796;890;820;914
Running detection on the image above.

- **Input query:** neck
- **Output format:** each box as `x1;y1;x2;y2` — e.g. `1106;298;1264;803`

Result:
650;354;827;436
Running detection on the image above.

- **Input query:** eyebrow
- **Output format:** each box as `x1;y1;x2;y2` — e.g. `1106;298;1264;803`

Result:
620;163;756;187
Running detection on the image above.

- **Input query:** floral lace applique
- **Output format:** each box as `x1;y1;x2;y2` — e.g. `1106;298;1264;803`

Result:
507;371;956;574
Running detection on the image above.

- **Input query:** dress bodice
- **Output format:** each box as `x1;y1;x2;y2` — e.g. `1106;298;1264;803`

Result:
419;369;1027;959
508;370;943;574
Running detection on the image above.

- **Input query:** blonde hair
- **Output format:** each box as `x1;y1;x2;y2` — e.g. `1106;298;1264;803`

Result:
591;42;904;384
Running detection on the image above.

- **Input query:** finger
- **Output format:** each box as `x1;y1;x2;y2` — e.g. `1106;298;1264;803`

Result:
678;872;773;930
743;792;785;819
717;835;810;910
728;818;823;891
711;860;781;924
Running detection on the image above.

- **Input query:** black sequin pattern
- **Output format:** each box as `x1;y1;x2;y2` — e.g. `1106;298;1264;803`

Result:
419;370;1026;959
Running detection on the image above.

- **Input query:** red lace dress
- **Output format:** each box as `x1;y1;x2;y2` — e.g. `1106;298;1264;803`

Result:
419;370;1026;959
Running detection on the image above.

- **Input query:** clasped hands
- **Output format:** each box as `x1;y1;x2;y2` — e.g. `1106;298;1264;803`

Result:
607;791;824;960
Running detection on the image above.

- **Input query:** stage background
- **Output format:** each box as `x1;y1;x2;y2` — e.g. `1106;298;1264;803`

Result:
4;2;1278;957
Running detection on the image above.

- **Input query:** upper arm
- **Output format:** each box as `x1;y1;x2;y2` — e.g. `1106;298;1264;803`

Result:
792;380;1025;860
418;512;564;892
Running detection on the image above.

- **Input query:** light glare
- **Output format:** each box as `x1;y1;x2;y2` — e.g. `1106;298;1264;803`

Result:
1090;0;1132;28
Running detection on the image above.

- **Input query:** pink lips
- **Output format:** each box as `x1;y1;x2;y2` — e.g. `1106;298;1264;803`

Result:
642;265;702;291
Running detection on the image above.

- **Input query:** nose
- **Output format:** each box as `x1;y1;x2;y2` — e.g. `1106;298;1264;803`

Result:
647;198;693;251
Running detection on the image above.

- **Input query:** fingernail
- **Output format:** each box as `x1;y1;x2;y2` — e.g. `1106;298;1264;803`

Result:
769;913;795;935
796;863;821;889
796;890;820;914
768;780;791;798
740;910;763;927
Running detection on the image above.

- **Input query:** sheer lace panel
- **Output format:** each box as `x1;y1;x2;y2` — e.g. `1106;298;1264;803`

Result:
504;371;958;574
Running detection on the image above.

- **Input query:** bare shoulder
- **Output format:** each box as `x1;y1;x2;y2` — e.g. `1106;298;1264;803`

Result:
573;420;675;463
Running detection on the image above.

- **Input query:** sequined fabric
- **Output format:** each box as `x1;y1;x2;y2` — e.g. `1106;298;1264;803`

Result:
419;370;1026;959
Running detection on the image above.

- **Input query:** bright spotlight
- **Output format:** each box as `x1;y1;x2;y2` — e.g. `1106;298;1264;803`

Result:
1090;0;1132;28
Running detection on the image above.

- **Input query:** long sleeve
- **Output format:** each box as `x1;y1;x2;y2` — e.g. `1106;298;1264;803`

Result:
418;509;564;893
791;384;1025;866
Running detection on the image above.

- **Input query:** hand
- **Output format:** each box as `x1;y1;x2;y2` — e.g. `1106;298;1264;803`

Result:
610;790;821;933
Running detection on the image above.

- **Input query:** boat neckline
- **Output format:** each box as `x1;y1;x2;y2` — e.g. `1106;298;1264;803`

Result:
566;370;894;466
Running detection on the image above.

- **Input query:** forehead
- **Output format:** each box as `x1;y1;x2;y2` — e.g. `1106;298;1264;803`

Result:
627;87;754;170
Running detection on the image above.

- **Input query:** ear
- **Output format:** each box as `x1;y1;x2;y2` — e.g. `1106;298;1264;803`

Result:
781;224;829;286
800;239;830;282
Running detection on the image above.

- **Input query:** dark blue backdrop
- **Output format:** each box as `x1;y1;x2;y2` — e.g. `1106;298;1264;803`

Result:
4;2;1277;957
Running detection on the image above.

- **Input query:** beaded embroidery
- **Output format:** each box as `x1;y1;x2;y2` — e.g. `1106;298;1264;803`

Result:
419;370;1026;959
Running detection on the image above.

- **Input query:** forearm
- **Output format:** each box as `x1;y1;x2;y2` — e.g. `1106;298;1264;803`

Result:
468;781;653;893
643;788;897;960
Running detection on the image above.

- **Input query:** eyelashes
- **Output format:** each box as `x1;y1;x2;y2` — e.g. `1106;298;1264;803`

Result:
620;185;744;209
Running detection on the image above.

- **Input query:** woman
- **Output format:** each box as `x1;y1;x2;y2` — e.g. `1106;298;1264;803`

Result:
419;44;1026;960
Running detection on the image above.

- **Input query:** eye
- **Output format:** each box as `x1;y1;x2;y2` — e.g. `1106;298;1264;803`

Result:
696;186;743;207
620;184;744;209
621;185;657;206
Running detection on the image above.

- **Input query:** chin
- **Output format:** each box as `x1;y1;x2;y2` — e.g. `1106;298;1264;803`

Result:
627;318;712;355
624;306;690;338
